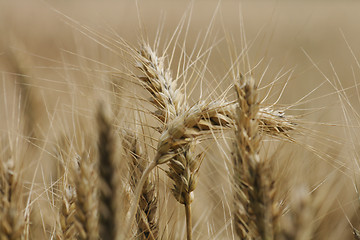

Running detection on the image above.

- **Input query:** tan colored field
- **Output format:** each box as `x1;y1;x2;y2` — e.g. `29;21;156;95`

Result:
1;1;360;239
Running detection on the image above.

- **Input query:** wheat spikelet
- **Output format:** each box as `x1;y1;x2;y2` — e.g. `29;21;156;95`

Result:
257;107;296;139
232;74;279;240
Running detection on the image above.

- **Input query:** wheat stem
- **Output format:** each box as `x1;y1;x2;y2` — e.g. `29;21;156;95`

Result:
184;195;192;240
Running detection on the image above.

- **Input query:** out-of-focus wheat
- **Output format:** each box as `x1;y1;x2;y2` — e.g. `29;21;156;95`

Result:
0;145;25;240
97;105;118;240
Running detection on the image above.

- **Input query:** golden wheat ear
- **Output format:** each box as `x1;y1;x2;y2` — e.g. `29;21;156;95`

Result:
72;151;99;240
123;131;158;240
132;43;234;240
232;74;279;240
96;104;118;240
53;136;78;240
0;146;26;239
57;175;77;240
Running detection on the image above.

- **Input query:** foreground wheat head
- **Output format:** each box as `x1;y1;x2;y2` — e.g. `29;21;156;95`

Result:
232;74;280;240
121;41;301;240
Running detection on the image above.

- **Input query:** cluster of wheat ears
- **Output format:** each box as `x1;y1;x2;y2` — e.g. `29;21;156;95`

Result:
1;6;360;240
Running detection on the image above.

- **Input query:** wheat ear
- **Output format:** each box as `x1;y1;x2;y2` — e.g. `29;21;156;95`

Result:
134;44;236;240
57;177;77;240
0;156;25;240
97;105;118;240
232;74;278;240
135;44;295;140
54;137;77;240
124;132;158;240
73;152;99;240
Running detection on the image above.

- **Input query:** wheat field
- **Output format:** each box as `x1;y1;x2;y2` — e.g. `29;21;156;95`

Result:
1;1;360;239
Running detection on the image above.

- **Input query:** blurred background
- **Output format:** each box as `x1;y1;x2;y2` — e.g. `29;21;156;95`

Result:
2;0;360;117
